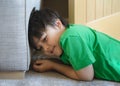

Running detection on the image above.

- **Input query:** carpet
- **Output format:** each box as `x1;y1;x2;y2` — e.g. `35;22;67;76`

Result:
0;70;120;86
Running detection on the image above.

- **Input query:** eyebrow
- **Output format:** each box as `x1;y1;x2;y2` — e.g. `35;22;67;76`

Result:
40;33;47;41
34;33;44;44
34;34;46;49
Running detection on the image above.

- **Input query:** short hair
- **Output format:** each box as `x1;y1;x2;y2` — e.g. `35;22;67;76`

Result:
28;8;68;50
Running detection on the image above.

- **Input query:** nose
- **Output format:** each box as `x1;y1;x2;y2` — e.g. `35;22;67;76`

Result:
42;43;50;52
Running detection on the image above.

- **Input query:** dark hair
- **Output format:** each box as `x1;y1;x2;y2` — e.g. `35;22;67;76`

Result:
28;8;68;50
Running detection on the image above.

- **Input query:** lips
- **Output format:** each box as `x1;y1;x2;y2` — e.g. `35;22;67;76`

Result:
50;46;55;54
50;50;53;53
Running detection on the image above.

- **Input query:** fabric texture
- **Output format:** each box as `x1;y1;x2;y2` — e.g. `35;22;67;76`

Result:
0;0;41;71
0;71;120;86
0;0;28;71
60;24;120;81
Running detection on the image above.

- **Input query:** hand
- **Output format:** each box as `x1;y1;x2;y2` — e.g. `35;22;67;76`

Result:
33;59;54;72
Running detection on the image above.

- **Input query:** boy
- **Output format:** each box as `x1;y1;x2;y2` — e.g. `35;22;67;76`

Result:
28;8;120;81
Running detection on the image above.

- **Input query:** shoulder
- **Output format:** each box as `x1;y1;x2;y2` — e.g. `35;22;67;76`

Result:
60;24;80;44
59;24;84;49
60;24;93;41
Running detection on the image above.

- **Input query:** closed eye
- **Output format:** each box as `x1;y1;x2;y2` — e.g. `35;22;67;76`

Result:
36;46;43;51
43;36;47;42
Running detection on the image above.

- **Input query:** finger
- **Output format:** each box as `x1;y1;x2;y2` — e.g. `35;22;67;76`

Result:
33;64;42;71
34;60;43;65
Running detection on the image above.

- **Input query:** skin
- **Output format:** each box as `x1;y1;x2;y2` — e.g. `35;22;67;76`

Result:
32;19;94;81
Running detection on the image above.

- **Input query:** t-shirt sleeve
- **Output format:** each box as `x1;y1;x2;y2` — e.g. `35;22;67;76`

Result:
61;36;96;71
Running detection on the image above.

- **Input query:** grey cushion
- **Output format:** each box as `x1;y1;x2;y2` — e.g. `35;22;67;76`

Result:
0;0;41;71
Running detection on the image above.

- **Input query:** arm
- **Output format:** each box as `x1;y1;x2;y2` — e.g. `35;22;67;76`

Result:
33;59;94;81
53;62;94;81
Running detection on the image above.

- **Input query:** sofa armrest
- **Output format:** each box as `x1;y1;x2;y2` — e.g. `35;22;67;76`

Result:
87;12;120;40
0;0;41;79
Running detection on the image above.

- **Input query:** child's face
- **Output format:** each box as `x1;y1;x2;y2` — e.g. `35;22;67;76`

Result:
33;21;65;57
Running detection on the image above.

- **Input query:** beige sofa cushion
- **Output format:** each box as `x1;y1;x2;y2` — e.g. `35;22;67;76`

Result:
87;12;120;40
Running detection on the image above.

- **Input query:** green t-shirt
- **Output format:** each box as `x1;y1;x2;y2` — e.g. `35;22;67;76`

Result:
60;24;120;81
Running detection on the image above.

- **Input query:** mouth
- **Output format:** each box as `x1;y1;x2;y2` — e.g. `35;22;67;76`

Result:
50;46;55;54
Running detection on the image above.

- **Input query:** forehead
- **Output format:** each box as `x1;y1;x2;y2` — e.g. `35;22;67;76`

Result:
33;32;47;44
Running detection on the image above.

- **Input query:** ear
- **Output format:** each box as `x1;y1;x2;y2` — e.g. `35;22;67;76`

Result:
55;19;63;29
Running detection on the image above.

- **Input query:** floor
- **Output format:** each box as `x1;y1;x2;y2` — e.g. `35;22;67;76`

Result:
0;70;119;86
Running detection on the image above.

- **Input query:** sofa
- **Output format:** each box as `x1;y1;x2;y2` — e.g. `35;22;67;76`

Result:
0;0;41;79
87;12;120;40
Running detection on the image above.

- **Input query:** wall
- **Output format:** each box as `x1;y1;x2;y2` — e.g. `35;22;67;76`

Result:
69;0;120;24
41;0;68;20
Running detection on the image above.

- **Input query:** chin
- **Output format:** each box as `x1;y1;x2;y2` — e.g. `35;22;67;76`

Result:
46;54;59;59
46;53;58;57
52;53;60;57
52;53;61;58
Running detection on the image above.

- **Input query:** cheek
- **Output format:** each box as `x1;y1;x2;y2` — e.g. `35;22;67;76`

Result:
48;37;58;45
47;40;55;45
